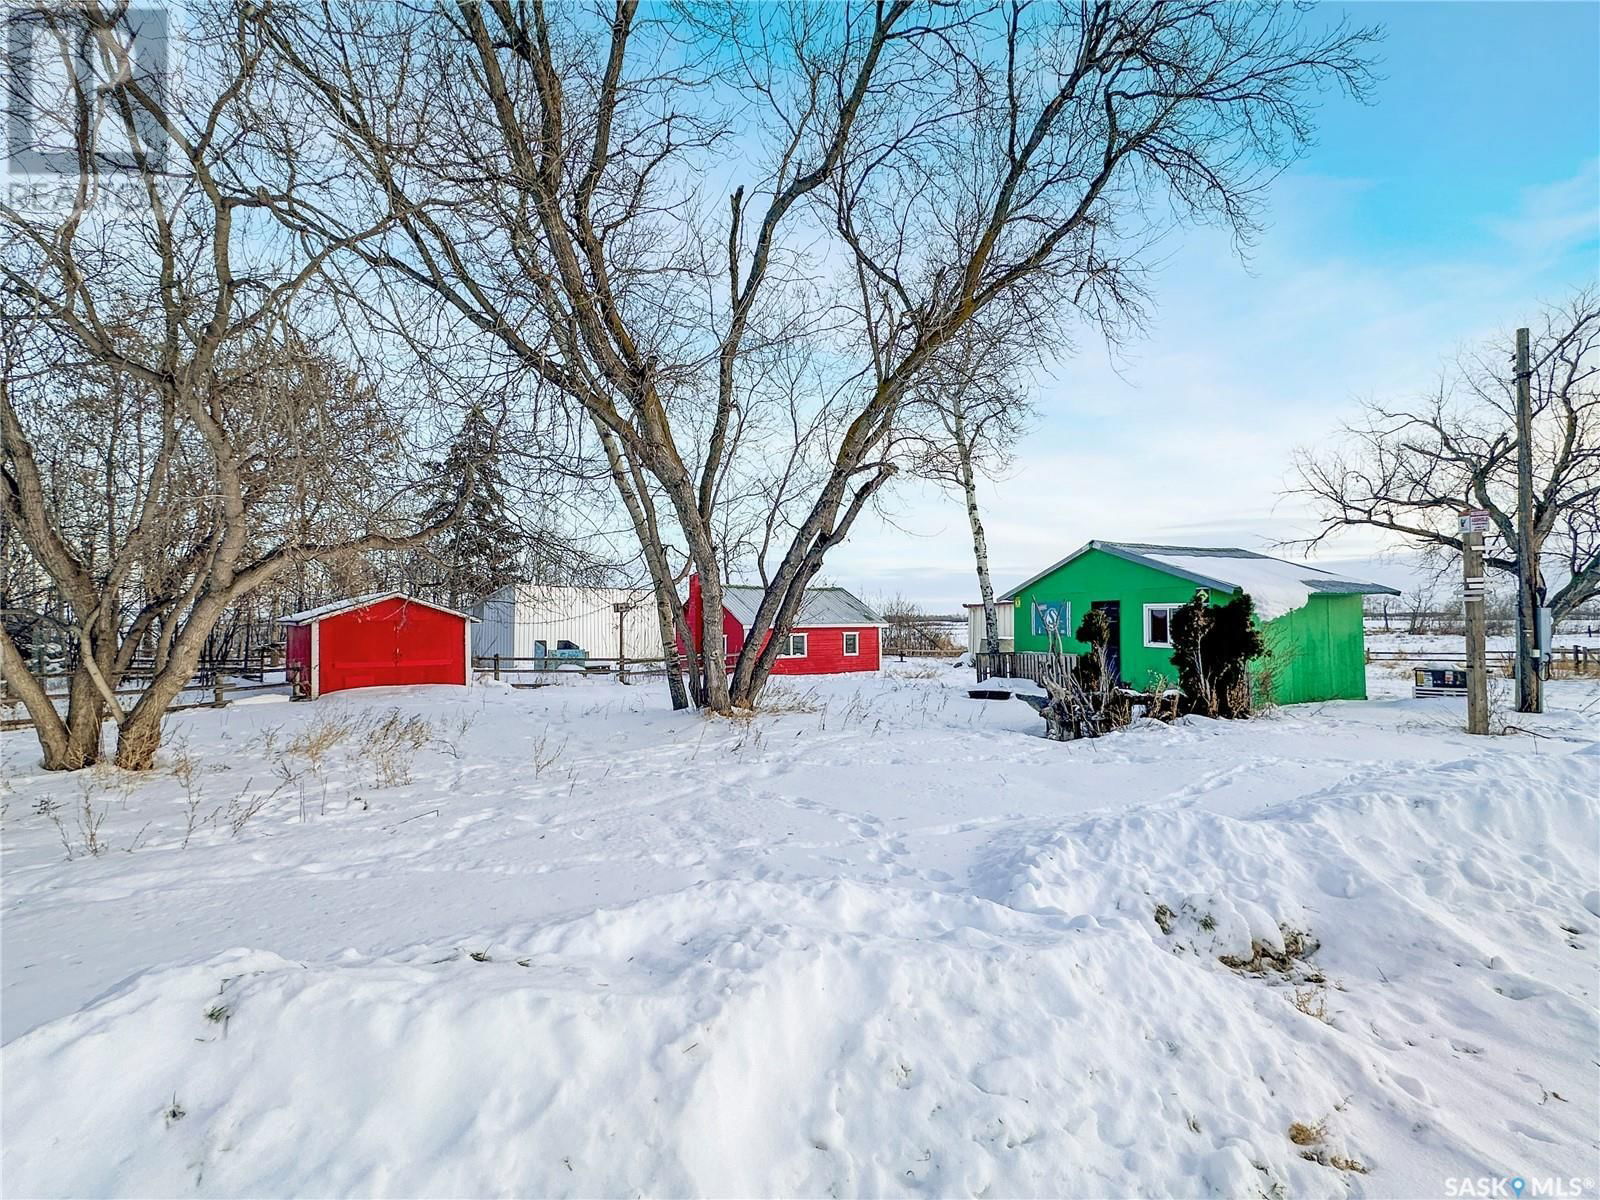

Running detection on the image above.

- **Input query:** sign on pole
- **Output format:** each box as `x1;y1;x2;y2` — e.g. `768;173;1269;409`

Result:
1459;509;1491;535
1461;530;1489;735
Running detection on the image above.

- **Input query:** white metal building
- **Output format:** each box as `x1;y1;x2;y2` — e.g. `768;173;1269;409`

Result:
964;600;1015;653
472;585;665;662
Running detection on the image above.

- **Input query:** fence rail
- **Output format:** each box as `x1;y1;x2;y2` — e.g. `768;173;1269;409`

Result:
1366;646;1595;675
474;653;674;684
0;678;289;731
974;651;1077;689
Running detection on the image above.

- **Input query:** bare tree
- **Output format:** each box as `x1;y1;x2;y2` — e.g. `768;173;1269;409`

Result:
0;4;480;769
902;318;1035;661
1291;289;1600;626
253;0;1374;713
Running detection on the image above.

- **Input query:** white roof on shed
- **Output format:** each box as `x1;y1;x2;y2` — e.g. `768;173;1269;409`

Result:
279;592;476;625
721;585;884;627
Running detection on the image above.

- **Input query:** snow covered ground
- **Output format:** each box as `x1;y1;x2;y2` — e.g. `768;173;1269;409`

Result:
2;663;1596;1198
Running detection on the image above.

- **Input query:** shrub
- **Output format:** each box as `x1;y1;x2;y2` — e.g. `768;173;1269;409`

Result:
1169;589;1266;718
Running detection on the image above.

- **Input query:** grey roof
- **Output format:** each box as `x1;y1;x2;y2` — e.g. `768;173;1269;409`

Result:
279;592;477;625
999;540;1401;602
721;585;884;627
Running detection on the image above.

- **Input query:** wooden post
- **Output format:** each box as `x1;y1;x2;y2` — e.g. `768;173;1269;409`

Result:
1463;526;1489;735
213;680;227;709
492;654;501;682
615;603;629;685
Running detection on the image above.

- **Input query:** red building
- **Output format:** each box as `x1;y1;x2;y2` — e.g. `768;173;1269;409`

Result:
280;593;474;699
683;575;884;675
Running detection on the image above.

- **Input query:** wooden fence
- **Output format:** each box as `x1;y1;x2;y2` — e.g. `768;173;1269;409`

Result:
973;651;1076;689
475;654;673;685
1366;645;1596;676
0;678;289;731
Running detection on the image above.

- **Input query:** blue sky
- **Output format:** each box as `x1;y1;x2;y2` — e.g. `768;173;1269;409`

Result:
828;1;1600;610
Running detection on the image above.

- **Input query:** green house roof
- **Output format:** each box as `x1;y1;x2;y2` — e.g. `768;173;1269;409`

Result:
999;540;1401;609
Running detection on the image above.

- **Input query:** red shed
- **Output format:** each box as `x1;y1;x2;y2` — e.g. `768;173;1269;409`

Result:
682;575;885;676
279;593;474;700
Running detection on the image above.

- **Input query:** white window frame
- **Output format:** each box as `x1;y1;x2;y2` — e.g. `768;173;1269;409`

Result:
1143;604;1179;649
779;632;808;659
722;633;729;658
842;631;860;656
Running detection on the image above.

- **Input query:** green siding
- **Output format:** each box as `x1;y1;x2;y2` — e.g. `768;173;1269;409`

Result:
1257;593;1367;704
1008;548;1369;704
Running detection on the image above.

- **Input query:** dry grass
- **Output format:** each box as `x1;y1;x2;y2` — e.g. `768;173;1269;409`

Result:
1289;1120;1368;1173
1287;1120;1323;1147
1219;924;1322;979
362;710;433;788
284;712;362;766
530;725;569;777
748;684;824;715
1291;983;1332;1024
277;708;434;791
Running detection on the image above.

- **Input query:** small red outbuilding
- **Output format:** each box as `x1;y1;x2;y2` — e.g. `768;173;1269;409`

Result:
280;593;474;700
683;575;885;676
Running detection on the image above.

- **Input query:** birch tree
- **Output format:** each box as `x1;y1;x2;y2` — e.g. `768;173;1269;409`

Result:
254;0;1375;712
903;321;1036;659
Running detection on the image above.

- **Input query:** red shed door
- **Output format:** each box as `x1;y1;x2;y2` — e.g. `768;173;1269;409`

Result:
318;598;466;696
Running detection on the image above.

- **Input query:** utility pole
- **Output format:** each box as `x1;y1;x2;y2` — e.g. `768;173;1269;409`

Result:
1461;514;1489;735
1514;326;1543;713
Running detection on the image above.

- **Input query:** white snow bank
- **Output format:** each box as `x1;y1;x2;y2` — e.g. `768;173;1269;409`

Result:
5;752;1594;1198
0;882;1365;1198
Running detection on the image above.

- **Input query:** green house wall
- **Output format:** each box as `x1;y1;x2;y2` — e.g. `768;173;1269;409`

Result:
1007;548;1369;704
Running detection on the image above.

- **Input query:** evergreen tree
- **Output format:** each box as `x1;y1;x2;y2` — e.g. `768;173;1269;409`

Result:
1169;590;1267;718
426;406;523;609
1074;607;1113;694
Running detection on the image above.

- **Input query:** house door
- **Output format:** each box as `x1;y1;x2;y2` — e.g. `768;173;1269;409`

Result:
1091;601;1122;681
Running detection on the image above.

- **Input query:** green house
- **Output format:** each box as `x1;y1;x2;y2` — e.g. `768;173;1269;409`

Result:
999;541;1400;705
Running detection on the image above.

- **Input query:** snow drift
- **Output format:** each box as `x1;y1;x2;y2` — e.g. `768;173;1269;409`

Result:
5;743;1594;1198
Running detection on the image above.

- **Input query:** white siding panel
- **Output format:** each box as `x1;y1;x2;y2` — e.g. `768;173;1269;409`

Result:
472;588;519;659
472;586;666;660
966;601;1015;653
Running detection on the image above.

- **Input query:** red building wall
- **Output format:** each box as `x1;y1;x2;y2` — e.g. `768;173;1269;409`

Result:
681;577;881;676
683;575;745;661
767;626;880;675
294;597;468;697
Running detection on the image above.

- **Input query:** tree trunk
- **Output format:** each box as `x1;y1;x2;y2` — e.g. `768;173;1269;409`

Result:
1517;557;1545;714
954;415;1000;658
0;624;83;769
113;595;232;769
727;459;896;708
594;423;691;710
692;560;732;710
60;671;108;768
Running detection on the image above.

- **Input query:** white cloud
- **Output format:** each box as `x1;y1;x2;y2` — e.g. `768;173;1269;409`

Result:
824;164;1598;609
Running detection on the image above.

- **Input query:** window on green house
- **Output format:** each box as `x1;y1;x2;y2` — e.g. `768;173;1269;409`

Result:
1144;604;1179;648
